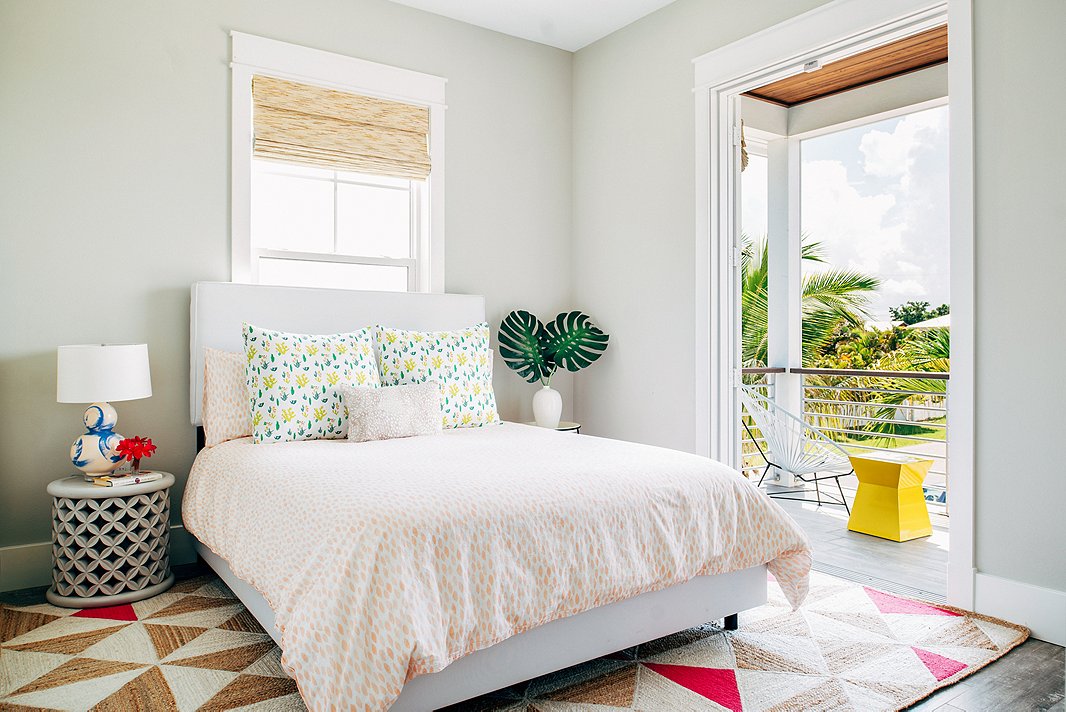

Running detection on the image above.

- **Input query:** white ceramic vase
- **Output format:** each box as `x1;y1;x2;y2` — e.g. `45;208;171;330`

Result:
70;402;124;475
532;385;562;428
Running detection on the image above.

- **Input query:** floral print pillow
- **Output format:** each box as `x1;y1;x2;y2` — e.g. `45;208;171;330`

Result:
376;323;499;429
244;323;380;443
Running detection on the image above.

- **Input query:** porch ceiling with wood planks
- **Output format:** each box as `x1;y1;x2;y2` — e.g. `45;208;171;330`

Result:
744;25;948;107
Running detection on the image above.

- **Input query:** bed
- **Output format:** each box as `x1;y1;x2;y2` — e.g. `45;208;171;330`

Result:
184;281;812;711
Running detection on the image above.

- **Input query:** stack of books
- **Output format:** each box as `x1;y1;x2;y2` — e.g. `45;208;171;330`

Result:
90;471;164;488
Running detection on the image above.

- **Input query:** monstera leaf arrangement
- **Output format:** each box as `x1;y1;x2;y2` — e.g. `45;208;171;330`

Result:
498;310;609;386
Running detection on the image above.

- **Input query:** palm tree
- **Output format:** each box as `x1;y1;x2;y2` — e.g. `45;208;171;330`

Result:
826;326;950;439
900;326;949;373
741;235;880;366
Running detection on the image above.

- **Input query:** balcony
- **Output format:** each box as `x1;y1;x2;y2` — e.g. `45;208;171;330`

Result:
741;367;949;600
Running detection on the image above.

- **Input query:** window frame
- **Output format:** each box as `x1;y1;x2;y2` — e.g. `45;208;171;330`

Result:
230;32;446;292
250;161;424;290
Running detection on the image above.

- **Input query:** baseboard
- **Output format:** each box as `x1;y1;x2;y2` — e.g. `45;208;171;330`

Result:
0;525;198;593
974;571;1066;646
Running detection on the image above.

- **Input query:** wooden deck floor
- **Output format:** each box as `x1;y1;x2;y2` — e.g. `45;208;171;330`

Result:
770;481;950;599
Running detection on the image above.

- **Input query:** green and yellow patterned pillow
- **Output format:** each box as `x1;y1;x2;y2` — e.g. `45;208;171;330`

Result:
376;322;499;429
243;323;379;443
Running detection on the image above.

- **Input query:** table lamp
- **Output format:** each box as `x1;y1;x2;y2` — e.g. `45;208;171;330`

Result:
57;344;152;476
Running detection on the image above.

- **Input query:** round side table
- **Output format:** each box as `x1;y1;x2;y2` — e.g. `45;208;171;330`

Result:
523;421;582;433
46;472;176;608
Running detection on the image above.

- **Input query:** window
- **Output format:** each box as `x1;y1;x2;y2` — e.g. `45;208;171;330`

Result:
800;104;949;327
740;124;770;242
230;33;446;292
741;153;769;241
251;161;424;291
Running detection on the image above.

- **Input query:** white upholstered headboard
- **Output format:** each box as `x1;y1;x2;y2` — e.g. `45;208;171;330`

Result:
190;281;486;426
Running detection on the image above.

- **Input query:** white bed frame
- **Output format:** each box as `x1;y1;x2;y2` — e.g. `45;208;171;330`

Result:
188;281;767;711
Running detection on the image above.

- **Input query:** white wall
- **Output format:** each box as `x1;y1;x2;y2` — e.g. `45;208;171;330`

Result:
971;0;1066;595
571;0;829;453
572;0;1065;623
0;0;573;588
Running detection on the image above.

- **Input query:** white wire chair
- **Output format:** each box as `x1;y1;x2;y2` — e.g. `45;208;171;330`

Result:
739;384;853;513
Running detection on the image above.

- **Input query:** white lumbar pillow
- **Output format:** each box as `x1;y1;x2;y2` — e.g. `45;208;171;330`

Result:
340;381;442;443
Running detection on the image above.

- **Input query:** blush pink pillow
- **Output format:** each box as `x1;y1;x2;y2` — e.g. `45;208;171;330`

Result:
202;348;252;447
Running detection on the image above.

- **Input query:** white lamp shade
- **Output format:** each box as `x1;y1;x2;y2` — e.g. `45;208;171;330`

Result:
57;344;153;403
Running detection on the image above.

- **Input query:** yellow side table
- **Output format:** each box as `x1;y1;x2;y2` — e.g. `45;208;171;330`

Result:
847;453;934;541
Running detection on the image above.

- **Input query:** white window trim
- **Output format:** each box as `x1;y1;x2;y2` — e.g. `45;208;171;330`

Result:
742;126;775;158
230;31;447;292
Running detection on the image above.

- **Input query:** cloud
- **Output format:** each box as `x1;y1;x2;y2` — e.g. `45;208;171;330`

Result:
800;158;901;276
860;108;947;179
882;278;929;300
799;106;950;320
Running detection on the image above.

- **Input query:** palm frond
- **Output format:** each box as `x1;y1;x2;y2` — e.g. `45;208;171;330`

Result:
902;327;950;370
741;234;880;367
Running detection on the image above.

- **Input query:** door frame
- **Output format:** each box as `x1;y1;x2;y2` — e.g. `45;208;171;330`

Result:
692;0;975;609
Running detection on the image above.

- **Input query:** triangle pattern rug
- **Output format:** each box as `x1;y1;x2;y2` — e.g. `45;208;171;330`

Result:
1;571;1027;711
441;571;1028;712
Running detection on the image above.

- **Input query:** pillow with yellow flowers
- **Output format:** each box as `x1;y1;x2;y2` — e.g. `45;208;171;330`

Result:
376;322;499;428
244;323;379;443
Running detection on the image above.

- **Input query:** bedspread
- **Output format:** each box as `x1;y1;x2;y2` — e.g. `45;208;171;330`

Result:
182;423;811;711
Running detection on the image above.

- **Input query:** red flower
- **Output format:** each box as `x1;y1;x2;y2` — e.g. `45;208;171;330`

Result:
116;436;157;462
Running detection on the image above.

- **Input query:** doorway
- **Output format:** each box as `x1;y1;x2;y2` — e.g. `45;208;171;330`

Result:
693;0;975;610
741;100;950;600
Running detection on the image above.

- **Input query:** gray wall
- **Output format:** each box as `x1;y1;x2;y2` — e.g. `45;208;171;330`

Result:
0;0;573;569
570;0;828;453
972;0;1066;590
572;0;1065;598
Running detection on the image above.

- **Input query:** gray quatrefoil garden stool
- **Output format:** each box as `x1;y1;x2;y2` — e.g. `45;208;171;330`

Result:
47;473;175;607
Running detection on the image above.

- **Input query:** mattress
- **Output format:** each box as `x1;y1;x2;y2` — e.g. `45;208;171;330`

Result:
182;423;811;711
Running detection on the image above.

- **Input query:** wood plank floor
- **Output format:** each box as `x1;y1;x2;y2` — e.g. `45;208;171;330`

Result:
907;638;1064;711
770;480;950;599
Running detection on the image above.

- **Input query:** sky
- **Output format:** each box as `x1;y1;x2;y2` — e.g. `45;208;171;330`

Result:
742;104;950;323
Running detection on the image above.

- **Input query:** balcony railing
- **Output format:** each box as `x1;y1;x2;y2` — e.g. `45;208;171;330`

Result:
740;367;784;480
740;367;950;513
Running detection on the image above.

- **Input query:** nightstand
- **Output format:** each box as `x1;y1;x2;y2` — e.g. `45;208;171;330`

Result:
46;472;176;608
524;421;582;433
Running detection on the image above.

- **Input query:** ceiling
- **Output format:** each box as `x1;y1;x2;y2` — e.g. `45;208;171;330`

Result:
744;25;948;107
387;0;677;51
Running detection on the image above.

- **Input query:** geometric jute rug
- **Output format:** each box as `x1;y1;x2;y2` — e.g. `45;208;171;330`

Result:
450;571;1030;712
1;571;1027;711
0;575;303;711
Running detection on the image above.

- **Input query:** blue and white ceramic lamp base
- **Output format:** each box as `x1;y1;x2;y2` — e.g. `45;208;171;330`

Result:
71;402;125;475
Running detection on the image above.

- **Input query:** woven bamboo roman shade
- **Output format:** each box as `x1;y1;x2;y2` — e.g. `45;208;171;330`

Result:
252;75;431;180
